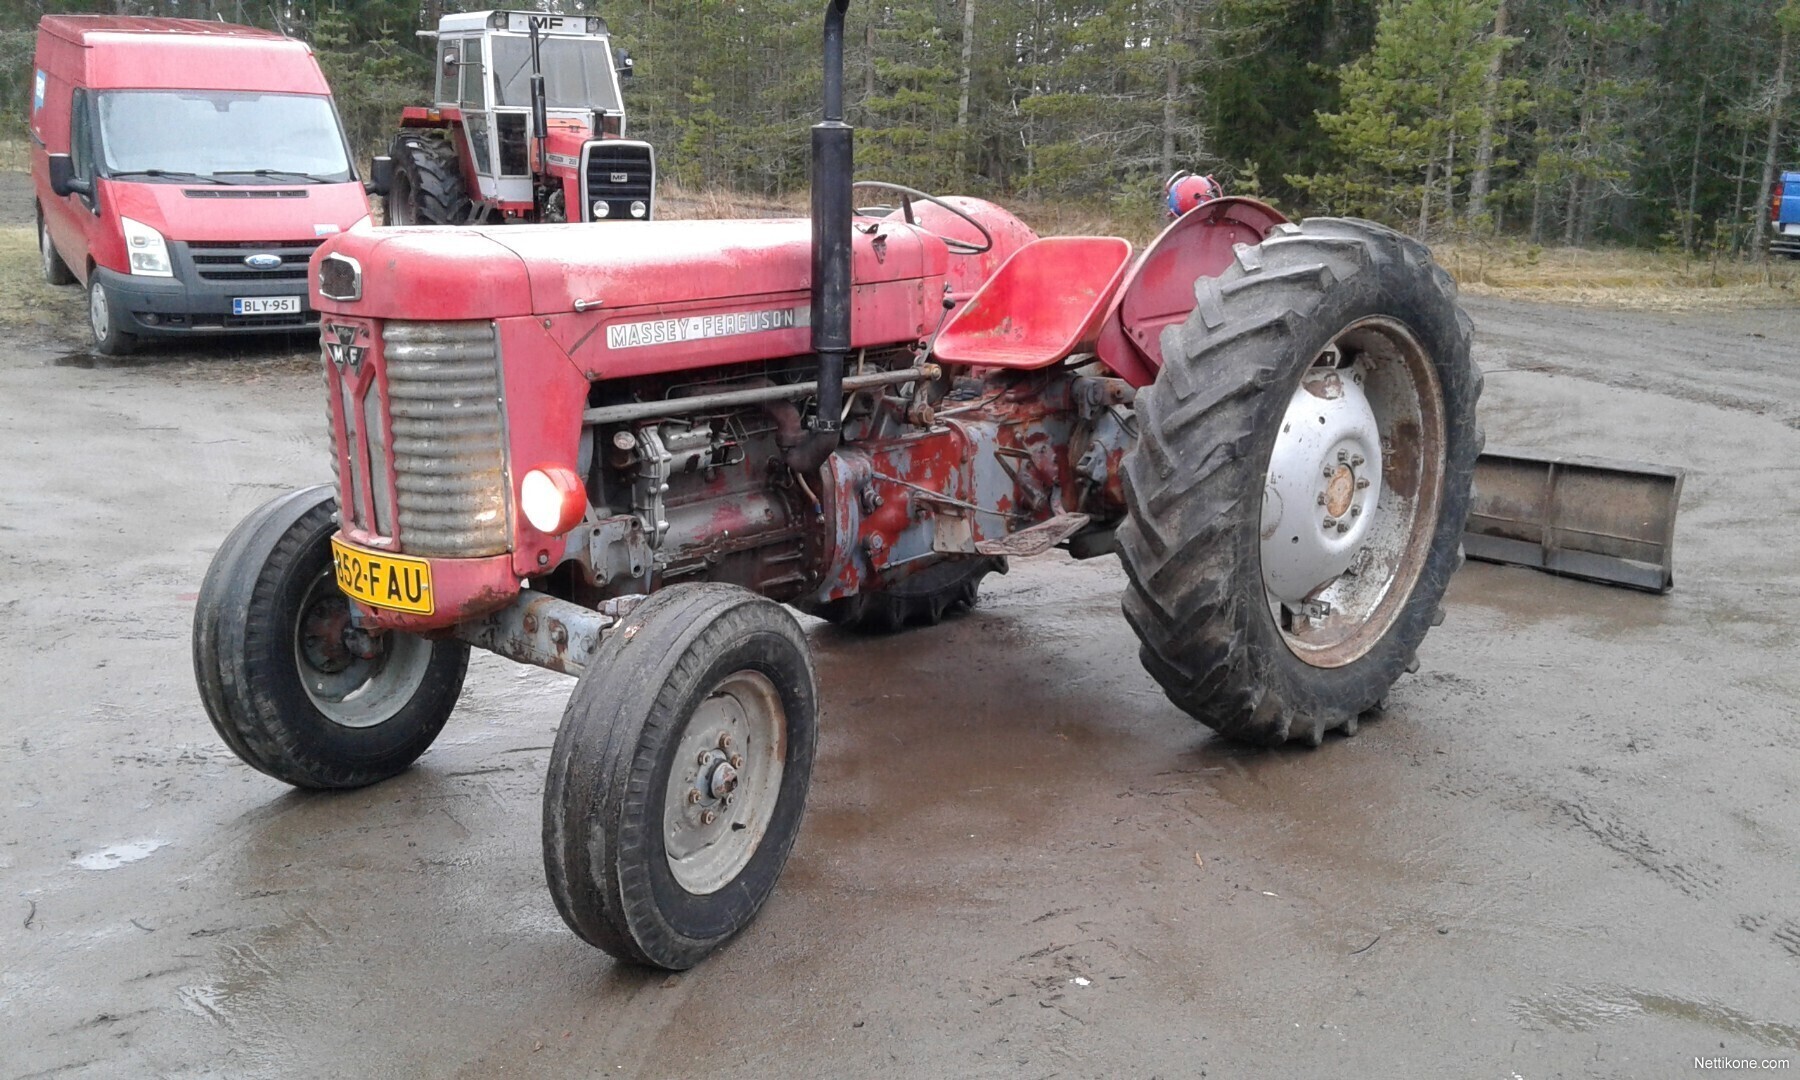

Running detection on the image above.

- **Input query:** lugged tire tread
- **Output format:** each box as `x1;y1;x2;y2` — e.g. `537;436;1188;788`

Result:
1115;217;1483;746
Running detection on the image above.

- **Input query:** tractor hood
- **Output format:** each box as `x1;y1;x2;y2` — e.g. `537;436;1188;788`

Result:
312;218;947;322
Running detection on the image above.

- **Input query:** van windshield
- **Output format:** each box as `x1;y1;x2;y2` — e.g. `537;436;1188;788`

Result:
95;90;353;183
490;36;622;111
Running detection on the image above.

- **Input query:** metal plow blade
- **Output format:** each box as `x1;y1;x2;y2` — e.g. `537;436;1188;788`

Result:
1463;448;1685;593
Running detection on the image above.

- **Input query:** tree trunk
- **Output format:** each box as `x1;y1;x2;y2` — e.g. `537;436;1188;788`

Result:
1684;84;1707;254
1160;2;1185;179
1445;131;1457;231
1419;161;1436;238
1530;180;1544;244
955;0;976;178
1468;0;1507;226
1562;175;1580;246
1752;24;1791;256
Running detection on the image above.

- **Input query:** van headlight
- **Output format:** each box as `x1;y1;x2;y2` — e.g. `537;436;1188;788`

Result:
120;217;172;277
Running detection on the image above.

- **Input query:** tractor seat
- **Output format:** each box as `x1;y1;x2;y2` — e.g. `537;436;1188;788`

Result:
932;236;1134;369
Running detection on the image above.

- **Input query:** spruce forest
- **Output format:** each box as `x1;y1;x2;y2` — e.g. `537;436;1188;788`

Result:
0;0;1793;255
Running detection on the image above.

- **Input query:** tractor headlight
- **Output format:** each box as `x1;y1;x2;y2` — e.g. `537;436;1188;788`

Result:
120;216;172;277
629;200;647;219
520;466;587;535
592;200;610;219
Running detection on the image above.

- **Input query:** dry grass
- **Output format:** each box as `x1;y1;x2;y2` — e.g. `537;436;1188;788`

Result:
0;140;29;173
1434;240;1800;312
0;225;84;334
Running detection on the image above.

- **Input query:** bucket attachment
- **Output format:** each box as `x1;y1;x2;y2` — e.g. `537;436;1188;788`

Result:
1463;448;1685;593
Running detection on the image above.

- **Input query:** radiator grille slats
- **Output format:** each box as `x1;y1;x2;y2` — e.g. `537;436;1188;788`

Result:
381;321;509;557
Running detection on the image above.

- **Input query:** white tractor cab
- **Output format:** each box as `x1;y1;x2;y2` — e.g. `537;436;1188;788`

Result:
387;9;654;225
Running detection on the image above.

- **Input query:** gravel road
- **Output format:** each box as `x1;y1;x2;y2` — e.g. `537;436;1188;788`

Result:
1;295;1797;1078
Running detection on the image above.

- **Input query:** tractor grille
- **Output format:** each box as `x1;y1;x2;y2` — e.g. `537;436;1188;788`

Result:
185;239;323;282
382;321;511;557
582;140;655;220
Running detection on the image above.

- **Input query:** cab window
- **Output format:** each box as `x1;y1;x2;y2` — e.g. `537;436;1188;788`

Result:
70;89;92;179
460;38;487;109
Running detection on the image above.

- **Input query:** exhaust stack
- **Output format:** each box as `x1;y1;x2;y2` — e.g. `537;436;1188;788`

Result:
789;0;853;473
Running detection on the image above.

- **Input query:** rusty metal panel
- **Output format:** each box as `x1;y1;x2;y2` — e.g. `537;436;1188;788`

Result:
1463;448;1684;593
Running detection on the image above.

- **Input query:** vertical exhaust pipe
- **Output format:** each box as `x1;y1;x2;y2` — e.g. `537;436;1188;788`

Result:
789;0;853;473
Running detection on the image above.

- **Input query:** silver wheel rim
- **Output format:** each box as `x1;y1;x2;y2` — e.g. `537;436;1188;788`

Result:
40;222;54;277
662;670;786;895
292;570;434;728
1259;316;1446;668
88;283;110;343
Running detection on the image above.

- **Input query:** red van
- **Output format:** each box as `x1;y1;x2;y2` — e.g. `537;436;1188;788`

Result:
31;16;390;355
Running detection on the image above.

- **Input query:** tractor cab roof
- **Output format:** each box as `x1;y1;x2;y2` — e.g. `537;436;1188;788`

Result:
437;10;610;37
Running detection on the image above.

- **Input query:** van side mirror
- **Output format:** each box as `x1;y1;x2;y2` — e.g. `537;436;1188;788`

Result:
47;154;89;198
366;156;394;197
614;48;633;78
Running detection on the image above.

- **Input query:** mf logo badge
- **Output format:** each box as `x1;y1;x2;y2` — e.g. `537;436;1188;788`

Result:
324;323;366;373
244;253;283;270
609;171;629;184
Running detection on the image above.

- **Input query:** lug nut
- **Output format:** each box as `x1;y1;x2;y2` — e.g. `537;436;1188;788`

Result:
687;789;701;804
1336;522;1350;534
719;733;733;750
1350;506;1362;517
1322;466;1335;478
730;754;743;769
1356;478;1371;490
701;811;717;825
1350;454;1365;467
1337;449;1349;463
1323;517;1337;529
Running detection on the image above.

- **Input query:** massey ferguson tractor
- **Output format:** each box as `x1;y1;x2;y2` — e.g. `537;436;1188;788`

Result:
194;0;1481;970
382;9;654;225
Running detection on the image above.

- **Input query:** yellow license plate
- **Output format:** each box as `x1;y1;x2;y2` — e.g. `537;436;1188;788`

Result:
331;537;434;615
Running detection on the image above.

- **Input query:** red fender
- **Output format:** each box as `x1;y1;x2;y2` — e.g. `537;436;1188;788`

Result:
1094;196;1288;387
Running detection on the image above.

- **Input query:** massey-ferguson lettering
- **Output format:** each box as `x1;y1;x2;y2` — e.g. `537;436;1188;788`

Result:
195;0;1482;970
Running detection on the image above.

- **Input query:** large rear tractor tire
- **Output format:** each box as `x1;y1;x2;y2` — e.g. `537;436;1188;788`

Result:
808;556;1003;634
543;584;818;969
192;486;469;788
383;133;470;226
1116;218;1482;747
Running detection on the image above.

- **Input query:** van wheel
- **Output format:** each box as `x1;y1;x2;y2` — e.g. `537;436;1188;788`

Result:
38;208;74;286
88;278;136;356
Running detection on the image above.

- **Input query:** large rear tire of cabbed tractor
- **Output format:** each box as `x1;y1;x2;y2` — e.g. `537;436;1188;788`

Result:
383;133;470;226
192;485;469;788
543;584;818;969
1116;218;1483;747
38;207;74;286
807;556;1004;634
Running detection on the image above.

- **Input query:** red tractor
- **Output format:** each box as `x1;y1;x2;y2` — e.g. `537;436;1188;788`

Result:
195;1;1481;970
380;9;653;225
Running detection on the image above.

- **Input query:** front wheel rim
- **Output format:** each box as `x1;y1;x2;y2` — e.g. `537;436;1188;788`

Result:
1258;316;1446;668
662;670;787;895
291;569;433;728
89;285;109;343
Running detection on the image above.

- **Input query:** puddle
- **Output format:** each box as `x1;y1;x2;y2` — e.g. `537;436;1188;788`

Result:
72;839;171;870
1512;985;1800;1048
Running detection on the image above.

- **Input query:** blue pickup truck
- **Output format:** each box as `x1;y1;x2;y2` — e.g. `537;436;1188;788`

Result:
1771;171;1800;257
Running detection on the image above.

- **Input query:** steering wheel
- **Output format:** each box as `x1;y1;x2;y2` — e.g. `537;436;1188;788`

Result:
850;180;993;255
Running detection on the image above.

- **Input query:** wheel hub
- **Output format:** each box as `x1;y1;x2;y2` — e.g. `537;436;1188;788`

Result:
662;671;786;895
1261;365;1383;603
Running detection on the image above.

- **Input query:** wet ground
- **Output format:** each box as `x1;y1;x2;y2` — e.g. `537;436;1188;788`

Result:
2;297;1798;1078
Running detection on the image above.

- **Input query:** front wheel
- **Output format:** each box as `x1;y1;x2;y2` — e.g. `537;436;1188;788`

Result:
87;278;135;356
192;486;469;788
1116;218;1482;746
543;584;818;969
